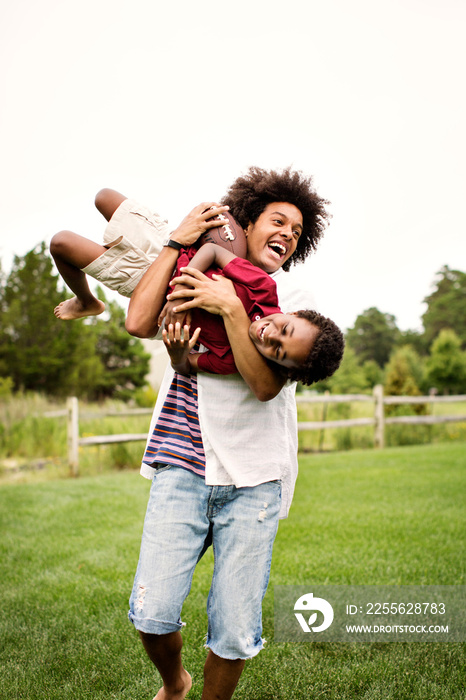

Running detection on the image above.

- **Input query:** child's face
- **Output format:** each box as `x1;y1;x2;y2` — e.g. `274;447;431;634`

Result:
249;313;319;369
245;202;303;273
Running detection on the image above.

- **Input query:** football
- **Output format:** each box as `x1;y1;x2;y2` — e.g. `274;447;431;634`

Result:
198;210;247;259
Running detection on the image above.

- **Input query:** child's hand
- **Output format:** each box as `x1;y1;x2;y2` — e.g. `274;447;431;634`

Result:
162;322;201;374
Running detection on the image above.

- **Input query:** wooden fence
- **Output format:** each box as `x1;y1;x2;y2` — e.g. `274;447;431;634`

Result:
296;387;466;451
57;388;466;475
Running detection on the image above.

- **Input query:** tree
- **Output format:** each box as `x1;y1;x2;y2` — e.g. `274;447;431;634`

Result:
361;359;383;388
385;345;425;397
397;328;428;357
322;346;369;394
422;266;466;348
0;245;150;400
425;329;466;394
384;345;426;415
346;307;400;368
0;243;96;395
88;291;152;401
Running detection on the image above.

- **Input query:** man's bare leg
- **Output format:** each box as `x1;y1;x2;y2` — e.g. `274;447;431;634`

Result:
139;631;192;700
201;651;245;700
51;231;107;320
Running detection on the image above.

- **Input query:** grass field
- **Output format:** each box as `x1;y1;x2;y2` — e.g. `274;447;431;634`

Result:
1;442;465;699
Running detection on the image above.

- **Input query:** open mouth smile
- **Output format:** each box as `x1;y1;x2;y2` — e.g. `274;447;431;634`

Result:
267;241;288;259
257;323;270;343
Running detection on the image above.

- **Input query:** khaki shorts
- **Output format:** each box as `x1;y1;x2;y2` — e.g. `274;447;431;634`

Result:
83;199;171;297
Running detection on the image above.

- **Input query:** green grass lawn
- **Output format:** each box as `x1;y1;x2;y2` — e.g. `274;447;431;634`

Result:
1;443;464;699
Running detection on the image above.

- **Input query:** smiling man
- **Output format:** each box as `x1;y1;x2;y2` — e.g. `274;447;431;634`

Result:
243;201;304;272
122;166;331;700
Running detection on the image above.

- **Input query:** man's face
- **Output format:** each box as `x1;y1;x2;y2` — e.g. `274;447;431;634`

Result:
244;202;303;273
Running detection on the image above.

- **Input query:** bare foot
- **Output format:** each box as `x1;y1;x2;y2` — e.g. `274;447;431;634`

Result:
54;297;106;320
153;670;192;700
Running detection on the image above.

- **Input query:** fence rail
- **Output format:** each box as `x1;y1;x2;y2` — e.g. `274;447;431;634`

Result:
61;389;466;474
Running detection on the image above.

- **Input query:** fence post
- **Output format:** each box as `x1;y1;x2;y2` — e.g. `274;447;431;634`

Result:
67;397;79;477
318;390;330;451
373;384;385;449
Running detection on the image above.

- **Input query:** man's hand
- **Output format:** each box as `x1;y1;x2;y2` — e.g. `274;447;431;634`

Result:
170;203;230;247
166;267;287;401
167;268;238;317
162;321;201;375
126;203;229;339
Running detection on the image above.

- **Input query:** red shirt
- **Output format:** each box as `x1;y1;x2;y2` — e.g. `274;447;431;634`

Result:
173;252;281;374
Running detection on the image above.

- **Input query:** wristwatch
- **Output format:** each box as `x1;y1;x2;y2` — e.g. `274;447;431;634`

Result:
163;237;183;251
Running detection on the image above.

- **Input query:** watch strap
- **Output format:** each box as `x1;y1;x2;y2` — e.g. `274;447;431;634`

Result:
164;239;183;251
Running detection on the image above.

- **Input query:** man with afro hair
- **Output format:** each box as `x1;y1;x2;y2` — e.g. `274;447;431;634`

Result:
95;167;338;699
222;165;330;271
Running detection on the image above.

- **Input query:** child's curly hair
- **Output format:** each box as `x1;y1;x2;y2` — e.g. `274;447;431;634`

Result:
221;166;330;271
286;310;345;386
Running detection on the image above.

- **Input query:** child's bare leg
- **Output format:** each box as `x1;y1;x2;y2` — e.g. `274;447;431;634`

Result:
94;188;127;222
50;230;107;320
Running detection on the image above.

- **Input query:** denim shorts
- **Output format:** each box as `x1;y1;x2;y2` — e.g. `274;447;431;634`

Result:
128;465;281;660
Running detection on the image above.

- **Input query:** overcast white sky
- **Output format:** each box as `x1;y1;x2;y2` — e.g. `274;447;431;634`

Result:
1;0;464;332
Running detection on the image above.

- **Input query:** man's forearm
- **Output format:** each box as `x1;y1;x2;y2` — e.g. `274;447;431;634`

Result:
125;203;231;338
166;269;287;400
221;297;287;401
125;246;179;338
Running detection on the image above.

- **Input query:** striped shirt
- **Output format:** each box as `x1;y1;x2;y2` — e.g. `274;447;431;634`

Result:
142;372;205;476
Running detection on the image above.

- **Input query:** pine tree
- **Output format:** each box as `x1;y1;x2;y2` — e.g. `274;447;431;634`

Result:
0;245;150;400
422;266;466;348
384;346;426;415
425;329;466;394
